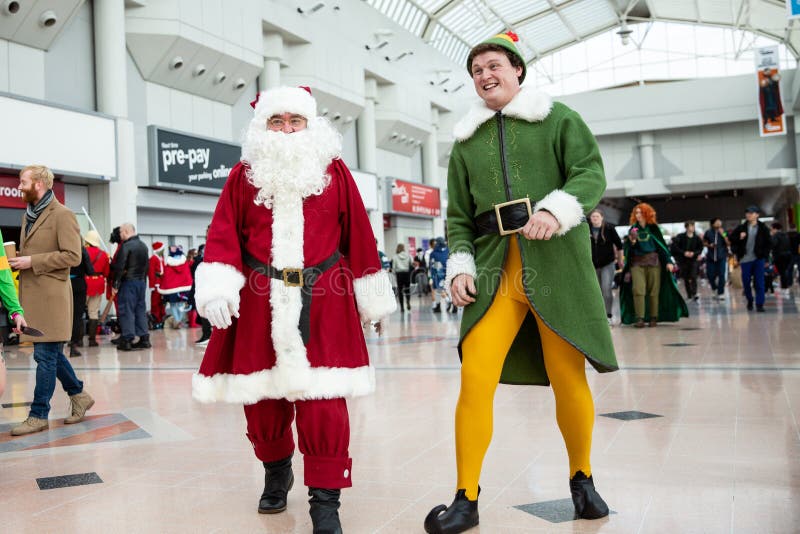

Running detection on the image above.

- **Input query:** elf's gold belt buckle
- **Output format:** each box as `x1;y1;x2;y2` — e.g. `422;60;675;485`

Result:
494;198;532;236
282;268;304;287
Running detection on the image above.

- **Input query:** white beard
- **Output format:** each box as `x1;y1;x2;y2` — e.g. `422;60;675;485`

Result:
241;117;342;209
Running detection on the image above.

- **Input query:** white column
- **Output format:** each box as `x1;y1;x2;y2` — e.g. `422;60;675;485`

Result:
424;107;445;237
259;33;284;92
356;78;384;250
92;0;137;239
638;131;655;180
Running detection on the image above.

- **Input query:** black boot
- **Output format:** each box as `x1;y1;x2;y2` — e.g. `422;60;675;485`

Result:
132;335;152;349
570;471;609;519
69;342;81;357
308;487;342;534
87;320;99;347
258;455;294;514
432;303;441;313
424;489;479;534
116;338;135;351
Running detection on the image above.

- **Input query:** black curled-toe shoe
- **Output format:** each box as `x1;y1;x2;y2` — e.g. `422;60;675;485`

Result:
570;471;609;519
308;487;342;534
424;489;479;534
258;455;294;514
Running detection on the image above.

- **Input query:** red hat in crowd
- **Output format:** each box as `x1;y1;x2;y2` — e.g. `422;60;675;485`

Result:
152;241;165;253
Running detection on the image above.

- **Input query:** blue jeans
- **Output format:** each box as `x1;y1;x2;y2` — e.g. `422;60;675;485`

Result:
706;258;727;295
118;279;148;341
741;259;765;307
30;342;83;419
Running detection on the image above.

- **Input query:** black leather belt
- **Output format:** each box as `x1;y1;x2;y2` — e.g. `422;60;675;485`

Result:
242;249;341;345
475;198;532;237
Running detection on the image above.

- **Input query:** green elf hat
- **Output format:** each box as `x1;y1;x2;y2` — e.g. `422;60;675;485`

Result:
468;31;526;83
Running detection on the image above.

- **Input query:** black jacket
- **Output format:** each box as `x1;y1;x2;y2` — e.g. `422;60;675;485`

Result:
69;248;96;292
771;231;792;258
589;222;623;268
730;222;772;261
670;232;704;263
112;235;149;288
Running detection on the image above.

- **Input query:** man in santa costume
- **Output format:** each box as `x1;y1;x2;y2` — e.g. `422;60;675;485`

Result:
159;245;193;328
193;86;395;533
147;241;165;326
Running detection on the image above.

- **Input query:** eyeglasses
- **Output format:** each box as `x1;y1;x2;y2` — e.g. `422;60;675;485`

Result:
267;117;307;129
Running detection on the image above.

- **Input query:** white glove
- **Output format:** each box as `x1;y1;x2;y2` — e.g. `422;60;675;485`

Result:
204;299;239;329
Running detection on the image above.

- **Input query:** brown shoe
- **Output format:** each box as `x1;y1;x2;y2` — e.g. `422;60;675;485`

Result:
10;416;48;436
634;319;645;328
649;319;658;327
64;391;95;424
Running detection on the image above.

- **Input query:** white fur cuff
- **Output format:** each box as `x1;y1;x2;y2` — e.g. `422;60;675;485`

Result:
194;262;246;316
192;365;375;403
354;271;397;322
534;189;584;236
444;251;477;292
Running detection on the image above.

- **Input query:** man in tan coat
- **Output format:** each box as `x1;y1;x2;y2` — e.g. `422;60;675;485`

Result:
9;165;94;436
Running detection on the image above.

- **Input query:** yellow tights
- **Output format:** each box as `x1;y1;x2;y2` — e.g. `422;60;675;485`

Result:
456;239;595;500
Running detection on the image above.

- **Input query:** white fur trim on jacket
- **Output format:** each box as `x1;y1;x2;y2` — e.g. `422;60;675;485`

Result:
192;365;375;404
194;262;245;316
164;255;187;267
533;189;585;236
444;251;477;292
253;86;316;122
453;86;553;142
157;284;193;295
353;271;397;322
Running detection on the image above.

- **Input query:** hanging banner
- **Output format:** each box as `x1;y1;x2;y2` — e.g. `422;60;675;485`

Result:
755;46;786;137
787;0;800;19
387;178;441;218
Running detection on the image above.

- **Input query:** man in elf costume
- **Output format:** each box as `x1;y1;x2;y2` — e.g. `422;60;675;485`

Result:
192;86;395;533
147;241;165;326
424;33;618;533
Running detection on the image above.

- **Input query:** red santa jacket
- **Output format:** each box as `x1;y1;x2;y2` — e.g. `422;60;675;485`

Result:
148;254;164;289
85;245;110;297
192;160;395;404
158;254;193;295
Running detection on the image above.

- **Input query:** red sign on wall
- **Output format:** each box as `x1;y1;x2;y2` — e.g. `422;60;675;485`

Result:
0;175;65;209
390;179;441;217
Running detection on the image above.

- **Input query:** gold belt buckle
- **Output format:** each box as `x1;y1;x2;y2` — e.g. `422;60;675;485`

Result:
282;268;304;287
494;198;532;236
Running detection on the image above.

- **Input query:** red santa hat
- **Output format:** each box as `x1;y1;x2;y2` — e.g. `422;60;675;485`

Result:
152;241;165;253
250;86;316;120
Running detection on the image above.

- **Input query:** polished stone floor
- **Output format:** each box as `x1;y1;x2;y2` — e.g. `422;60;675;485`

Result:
1;285;799;533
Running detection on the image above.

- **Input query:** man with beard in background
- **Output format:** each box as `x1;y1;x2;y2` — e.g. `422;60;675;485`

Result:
192;86;395;533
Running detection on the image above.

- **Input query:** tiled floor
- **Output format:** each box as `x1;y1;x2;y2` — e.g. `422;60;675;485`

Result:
1;287;799;533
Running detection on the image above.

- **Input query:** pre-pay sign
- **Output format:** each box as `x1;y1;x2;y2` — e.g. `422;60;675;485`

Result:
161;143;210;172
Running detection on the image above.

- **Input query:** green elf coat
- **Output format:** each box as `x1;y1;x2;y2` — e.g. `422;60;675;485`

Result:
446;86;618;386
619;224;689;325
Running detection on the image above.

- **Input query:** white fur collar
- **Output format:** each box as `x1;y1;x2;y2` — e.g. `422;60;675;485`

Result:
453;86;553;142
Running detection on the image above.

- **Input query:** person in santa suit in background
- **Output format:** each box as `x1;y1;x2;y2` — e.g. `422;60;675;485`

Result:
192;86;396;533
147;241;165;327
159;245;193;328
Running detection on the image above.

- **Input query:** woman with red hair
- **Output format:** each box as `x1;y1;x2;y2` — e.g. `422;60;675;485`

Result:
620;203;687;327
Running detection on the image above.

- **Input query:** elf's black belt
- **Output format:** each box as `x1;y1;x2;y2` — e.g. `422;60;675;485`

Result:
242;249;341;345
475;198;532;237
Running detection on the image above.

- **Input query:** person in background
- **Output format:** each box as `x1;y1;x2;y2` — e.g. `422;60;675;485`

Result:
703;217;730;300
729;206;772;312
190;226;212;345
0;228;27;399
588;209;623;324
159;245;194;328
10;164;91;436
68;239;95;357
430;237;454;313
619;203;687;327
148;241;166;327
788;225;800;290
671;220;704;302
391;243;412;312
770;222;793;298
84;230;109;347
111;223;150;350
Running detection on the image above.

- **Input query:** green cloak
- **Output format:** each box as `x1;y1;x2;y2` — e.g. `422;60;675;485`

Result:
446;86;618;386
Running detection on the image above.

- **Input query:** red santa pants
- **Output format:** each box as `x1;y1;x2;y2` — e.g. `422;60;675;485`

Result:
244;398;352;489
150;290;164;323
